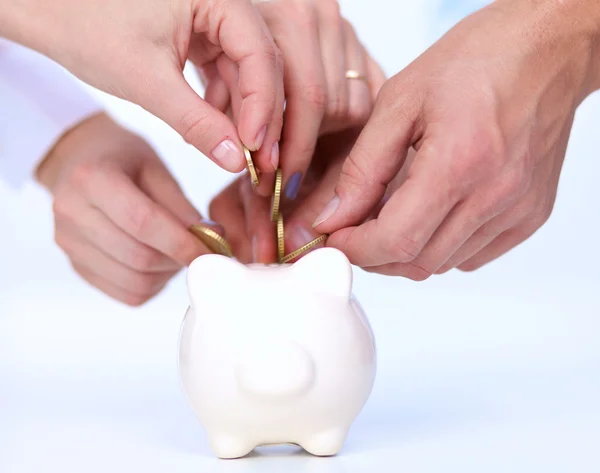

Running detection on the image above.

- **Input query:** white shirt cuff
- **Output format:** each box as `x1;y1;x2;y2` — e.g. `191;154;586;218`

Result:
0;39;103;189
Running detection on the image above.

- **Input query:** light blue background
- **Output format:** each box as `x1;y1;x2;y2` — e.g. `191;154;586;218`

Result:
1;1;599;472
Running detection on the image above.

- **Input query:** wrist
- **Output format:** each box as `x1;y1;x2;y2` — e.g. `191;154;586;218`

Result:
535;0;600;95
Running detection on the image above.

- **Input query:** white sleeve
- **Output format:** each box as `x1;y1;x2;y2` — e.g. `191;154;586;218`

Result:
0;38;103;189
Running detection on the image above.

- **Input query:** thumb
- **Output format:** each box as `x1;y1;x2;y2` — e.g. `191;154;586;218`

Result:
312;84;421;233
140;61;246;174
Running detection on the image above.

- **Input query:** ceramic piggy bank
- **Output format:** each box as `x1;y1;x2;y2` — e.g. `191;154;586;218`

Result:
178;247;376;459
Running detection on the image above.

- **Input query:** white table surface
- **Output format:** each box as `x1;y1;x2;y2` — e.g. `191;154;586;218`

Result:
2;1;600;471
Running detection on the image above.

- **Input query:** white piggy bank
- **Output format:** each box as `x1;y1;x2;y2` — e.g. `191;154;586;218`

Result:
178;247;376;459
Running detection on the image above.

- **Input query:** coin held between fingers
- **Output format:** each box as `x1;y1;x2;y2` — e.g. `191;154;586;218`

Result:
189;224;234;257
271;168;282;222
244;146;260;188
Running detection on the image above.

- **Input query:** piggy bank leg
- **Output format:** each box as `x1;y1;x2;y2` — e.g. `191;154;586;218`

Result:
300;428;348;457
208;432;255;459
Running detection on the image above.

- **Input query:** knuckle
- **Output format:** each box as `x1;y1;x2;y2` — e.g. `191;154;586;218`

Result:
208;198;223;222
167;235;196;265
287;0;318;27
285;136;315;162
126;203;155;239
178;109;213;147
325;93;348;122
319;0;342;20
340;145;373;187
347;100;372;126
123;292;151;307
265;41;284;75
54;231;70;253
494;163;533;206
447;129;506;185
407;265;432;281
530;201;554;228
128;246;161;272
129;272;162;298
383;234;422;263
301;83;328;112
458;260;479;272
52;196;72;223
70;162;96;189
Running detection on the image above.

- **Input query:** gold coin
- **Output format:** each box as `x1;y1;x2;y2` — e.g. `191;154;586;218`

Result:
280;234;328;264
244;146;260;188
271;168;282;222
277;215;285;262
189;224;234;257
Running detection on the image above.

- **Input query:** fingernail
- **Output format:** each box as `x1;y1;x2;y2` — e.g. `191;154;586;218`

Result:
252;235;259;262
285;172;302;200
313;196;340;228
270;141;279;170
212;139;241;170
255;126;267;150
290;226;315;250
200;218;218;226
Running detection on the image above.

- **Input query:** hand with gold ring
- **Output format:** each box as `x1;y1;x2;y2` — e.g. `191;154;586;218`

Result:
198;0;386;200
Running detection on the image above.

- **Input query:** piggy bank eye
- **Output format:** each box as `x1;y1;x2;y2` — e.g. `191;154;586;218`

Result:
290;248;352;300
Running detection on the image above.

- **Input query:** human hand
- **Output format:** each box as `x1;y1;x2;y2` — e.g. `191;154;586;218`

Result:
36;113;215;306
1;0;284;174
208;128;363;264
200;0;386;198
312;0;600;278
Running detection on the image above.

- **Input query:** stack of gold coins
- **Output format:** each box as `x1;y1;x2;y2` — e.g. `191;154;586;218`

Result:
189;146;328;263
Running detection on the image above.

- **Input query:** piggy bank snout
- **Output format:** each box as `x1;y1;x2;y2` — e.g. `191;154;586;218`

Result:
235;341;315;400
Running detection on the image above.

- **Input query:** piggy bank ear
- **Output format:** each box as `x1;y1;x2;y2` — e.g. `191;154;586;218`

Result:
291;247;352;299
186;254;246;307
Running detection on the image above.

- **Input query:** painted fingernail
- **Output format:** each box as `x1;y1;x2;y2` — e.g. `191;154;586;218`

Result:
313;196;340;228
290;226;315;250
270;141;279;170
255;125;267;150
285;172;302;200
252;235;259;263
212;139;241;170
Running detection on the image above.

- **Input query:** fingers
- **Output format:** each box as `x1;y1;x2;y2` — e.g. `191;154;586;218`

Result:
208;176;252;263
138;158;204;227
58;228;176;298
340;20;372;128
140;62;247;173
362;175;526;277
457;224;539;272
57;200;180;273
211;0;284;169
72;263;169;307
435;208;522;274
239;177;277;263
364;46;387;99
200;64;231;113
315;0;348;134
258;0;328;199
86;168;209;267
215;54;281;180
283;163;342;261
325;155;460;268
313;77;421;233
281;129;359;260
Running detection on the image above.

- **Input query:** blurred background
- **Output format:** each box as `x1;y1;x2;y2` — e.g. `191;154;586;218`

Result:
1;0;599;471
